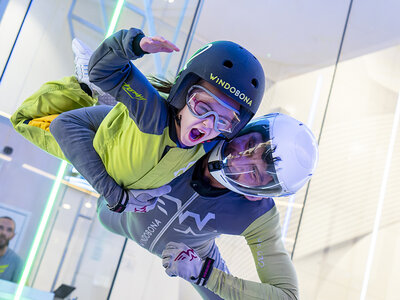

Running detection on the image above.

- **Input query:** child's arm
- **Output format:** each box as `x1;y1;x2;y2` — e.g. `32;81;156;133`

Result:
50;106;170;212
88;28;179;128
49;106;125;208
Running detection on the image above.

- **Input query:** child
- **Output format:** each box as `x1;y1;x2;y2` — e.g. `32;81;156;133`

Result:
11;28;265;212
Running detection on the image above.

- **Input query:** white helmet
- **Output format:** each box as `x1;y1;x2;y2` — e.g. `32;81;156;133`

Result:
207;113;319;197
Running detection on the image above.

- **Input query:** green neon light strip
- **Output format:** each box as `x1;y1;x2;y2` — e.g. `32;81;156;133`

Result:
14;1;125;299
106;0;126;38
14;161;68;300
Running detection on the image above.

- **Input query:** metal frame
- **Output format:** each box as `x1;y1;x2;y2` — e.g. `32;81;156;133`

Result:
50;199;92;292
67;0;193;77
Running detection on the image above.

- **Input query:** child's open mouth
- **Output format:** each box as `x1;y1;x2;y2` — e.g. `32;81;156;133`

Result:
189;128;205;142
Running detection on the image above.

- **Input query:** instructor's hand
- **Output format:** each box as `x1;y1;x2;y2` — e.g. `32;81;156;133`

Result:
162;242;203;283
140;36;180;54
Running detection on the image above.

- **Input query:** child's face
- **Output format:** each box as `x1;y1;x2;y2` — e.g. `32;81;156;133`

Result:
177;81;240;147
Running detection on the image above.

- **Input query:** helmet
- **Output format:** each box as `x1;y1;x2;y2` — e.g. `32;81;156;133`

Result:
167;41;266;139
207;113;319;197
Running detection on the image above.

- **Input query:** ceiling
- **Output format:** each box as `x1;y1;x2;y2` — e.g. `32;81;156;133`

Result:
192;0;400;82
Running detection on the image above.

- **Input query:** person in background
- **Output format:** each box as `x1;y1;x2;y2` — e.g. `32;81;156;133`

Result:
0;216;23;283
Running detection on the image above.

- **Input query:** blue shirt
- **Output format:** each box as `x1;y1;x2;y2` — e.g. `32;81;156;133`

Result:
0;248;23;283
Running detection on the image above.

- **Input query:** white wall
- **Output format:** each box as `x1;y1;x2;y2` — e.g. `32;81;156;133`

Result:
0;0;76;115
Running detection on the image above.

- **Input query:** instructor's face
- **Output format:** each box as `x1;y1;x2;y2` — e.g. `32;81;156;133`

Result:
224;132;273;189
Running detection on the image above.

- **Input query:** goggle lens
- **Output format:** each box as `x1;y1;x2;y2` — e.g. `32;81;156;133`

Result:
186;85;240;133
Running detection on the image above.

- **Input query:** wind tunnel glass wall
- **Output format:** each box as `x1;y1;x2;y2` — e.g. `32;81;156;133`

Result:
1;1;399;300
189;0;349;288
184;2;400;300
291;1;400;299
0;0;201;299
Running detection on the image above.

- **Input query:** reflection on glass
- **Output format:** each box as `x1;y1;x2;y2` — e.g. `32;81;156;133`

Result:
0;115;66;299
1;0;202;299
0;216;23;283
292;27;400;300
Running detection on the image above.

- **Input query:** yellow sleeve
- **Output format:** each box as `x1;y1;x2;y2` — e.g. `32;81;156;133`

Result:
205;207;299;300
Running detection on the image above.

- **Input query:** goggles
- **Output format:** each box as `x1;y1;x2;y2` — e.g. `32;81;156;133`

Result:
186;85;240;133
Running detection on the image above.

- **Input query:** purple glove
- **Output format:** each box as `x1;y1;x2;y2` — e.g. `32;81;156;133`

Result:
162;242;215;286
125;185;171;213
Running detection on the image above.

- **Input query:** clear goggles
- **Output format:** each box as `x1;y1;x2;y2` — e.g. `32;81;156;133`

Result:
186;85;240;133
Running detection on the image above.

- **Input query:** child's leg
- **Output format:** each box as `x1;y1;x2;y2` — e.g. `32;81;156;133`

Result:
10;76;97;159
50;105;125;208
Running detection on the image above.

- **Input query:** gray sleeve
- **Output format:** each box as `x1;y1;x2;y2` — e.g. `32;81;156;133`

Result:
50;106;125;208
191;240;228;300
205;207;299;300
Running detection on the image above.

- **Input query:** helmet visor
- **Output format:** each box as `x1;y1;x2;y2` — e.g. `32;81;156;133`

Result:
220;128;284;196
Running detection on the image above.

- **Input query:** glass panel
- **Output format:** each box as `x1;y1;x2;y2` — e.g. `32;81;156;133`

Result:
0;0;31;77
0;0;202;299
0;115;64;298
109;239;184;300
292;1;400;299
4;0;399;299
191;0;352;286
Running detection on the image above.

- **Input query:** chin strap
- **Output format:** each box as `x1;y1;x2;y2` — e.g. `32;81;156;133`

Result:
175;113;182;126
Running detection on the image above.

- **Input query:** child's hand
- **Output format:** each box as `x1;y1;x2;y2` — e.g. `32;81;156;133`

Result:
125;185;172;213
140;36;180;54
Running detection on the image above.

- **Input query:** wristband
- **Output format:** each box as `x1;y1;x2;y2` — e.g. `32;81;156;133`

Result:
107;190;129;213
196;257;215;286
132;34;149;56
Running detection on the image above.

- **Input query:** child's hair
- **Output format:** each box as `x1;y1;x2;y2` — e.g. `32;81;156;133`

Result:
148;75;182;123
148;75;174;95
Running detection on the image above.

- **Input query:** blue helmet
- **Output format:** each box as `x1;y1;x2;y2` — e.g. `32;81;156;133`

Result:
167;41;266;139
